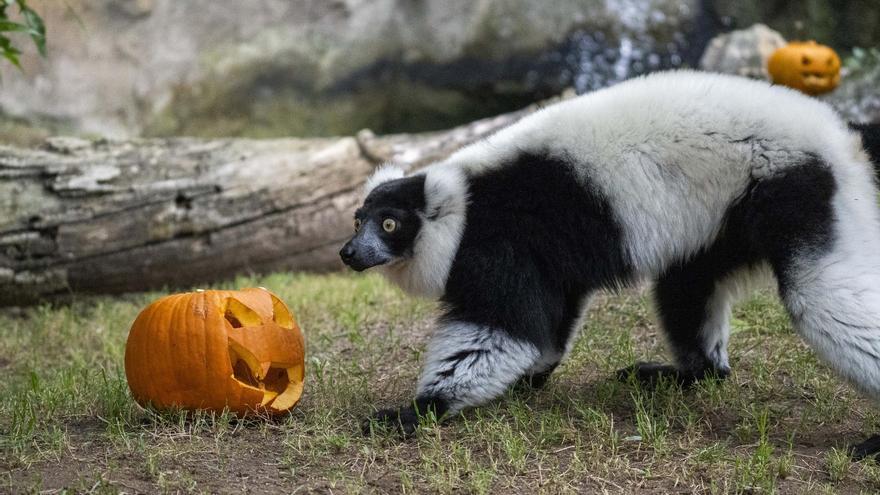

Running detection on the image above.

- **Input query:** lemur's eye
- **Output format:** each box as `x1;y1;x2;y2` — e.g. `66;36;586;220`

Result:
382;218;397;233
354;218;362;232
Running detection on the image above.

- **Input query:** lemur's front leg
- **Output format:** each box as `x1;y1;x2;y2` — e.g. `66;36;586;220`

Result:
364;321;542;436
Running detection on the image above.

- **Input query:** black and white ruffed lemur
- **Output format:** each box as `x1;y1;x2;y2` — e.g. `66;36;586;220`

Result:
339;70;880;458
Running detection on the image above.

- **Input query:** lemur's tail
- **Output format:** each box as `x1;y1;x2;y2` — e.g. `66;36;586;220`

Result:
850;122;880;174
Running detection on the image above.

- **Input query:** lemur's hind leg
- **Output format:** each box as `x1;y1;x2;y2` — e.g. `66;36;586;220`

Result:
364;321;542;436
619;258;748;386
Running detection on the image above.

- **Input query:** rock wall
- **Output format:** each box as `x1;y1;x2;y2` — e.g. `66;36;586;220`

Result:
2;1;875;142
0;0;699;140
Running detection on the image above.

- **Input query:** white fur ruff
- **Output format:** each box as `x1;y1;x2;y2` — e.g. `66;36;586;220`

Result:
379;165;468;298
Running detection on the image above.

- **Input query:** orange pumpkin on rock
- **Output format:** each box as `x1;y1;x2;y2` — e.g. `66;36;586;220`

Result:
767;41;841;95
125;288;304;416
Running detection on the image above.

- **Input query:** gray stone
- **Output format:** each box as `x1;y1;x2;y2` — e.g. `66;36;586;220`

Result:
699;24;787;79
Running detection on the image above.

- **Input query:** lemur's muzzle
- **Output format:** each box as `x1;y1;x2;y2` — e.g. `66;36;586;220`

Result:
339;228;392;271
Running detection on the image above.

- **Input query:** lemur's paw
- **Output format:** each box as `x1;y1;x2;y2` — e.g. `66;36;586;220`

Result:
616;362;683;387
362;406;421;438
617;362;729;388
850;434;880;460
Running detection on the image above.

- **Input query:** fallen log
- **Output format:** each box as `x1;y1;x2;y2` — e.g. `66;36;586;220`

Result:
0;107;536;305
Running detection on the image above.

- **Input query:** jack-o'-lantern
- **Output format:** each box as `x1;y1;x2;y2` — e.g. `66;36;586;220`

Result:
767;41;841;95
124;288;304;416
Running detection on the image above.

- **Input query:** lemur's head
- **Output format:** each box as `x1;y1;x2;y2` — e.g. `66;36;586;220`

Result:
339;168;425;272
339;164;468;298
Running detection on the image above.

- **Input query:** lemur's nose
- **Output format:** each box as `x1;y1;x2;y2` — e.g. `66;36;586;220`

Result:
340;243;356;263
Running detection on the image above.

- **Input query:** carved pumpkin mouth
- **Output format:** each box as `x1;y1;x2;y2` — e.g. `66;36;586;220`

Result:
801;71;840;90
223;296;305;412
229;343;303;410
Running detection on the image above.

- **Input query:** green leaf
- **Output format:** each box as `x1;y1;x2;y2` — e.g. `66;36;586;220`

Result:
0;20;28;33
0;0;47;70
21;7;45;56
0;33;21;68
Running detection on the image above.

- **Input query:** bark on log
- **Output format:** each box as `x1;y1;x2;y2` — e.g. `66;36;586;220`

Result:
0;106;539;305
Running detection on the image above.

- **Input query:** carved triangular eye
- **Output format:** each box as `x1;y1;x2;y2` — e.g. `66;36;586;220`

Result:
223;297;263;328
270;294;294;329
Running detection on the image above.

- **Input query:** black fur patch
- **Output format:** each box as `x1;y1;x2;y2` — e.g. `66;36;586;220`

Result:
738;157;837;288
441;152;632;352
363;176;427;211
356;175;427;257
651;156;836;378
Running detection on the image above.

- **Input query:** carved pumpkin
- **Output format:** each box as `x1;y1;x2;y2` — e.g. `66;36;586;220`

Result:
767;41;840;95
124;288;305;416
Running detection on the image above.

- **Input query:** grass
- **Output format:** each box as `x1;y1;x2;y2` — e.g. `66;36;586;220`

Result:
2;272;880;493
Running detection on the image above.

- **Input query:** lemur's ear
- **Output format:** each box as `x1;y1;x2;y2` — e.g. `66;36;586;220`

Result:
423;166;468;220
364;165;405;195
